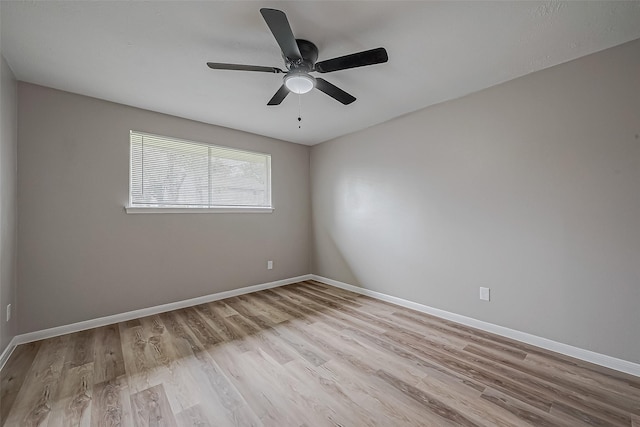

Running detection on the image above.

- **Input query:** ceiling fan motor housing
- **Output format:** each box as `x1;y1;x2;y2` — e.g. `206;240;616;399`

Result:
284;39;319;72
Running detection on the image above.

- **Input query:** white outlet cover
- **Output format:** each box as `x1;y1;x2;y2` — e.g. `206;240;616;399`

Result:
480;287;491;301
267;261;273;270
6;304;11;322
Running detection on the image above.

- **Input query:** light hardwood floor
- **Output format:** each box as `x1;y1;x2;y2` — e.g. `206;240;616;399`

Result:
2;280;639;426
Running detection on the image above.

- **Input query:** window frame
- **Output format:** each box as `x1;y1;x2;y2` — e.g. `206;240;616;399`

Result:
126;130;273;214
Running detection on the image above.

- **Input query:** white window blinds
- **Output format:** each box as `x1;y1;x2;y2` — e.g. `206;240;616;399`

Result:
130;131;271;209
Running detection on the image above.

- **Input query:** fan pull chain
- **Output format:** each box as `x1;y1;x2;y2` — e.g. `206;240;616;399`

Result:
298;93;302;129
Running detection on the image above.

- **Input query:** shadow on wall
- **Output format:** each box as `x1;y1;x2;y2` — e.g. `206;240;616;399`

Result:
314;226;361;287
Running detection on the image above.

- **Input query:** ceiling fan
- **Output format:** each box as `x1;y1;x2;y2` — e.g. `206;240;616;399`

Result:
207;8;388;106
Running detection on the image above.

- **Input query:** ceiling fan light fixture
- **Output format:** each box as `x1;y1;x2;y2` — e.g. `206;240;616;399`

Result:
284;74;315;94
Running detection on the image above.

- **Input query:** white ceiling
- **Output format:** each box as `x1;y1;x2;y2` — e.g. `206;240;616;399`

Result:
2;1;639;146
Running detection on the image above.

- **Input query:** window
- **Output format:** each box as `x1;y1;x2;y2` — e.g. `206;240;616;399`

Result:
128;131;272;213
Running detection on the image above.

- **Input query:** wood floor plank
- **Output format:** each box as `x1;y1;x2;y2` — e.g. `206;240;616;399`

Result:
174;404;213;427
91;376;134;427
176;307;225;348
323;359;459;426
464;343;640;415
242;348;341;427
138;315;201;416
550;400;628;427
313;321;429;387
159;310;261;427
408;337;633;425
393;305;639;387
208;300;240;318
524;351;640;400
284;358;384;427
376;368;482;427
397;309;529;360
130;384;177;427
243;315;298;365
4;281;638;427
0;341;42;425
64;329;96;369
3;335;69;426
313;311;490;396
47;362;93;427
210;345;307;427
192;303;251;353
93;324;126;384
295;282;365;309
254;289;318;326
480;387;573;427
274;286;387;334
414;368;545;427
118;322;160;395
290;293;491;396
236;293;291;324
369;308;474;351
393;310;528;359
279;317;460;426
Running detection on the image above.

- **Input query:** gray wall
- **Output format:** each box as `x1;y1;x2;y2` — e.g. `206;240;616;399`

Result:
311;39;640;363
18;83;310;334
0;54;18;352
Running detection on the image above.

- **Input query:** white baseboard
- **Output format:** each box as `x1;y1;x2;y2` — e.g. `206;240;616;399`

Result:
2;274;312;362
310;275;640;378
0;336;19;371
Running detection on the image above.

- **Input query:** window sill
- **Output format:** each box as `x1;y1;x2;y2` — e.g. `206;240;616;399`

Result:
124;206;274;214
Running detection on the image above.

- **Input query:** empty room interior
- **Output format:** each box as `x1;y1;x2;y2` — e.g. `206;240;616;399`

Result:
1;1;640;426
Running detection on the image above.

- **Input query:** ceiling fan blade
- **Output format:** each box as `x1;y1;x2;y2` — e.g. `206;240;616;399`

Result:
267;84;290;106
314;47;388;73
315;78;356;105
260;8;302;61
207;62;283;73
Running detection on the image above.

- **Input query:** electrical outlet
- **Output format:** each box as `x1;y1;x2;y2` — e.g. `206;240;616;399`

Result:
6;304;11;322
479;287;490;301
267;260;273;270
